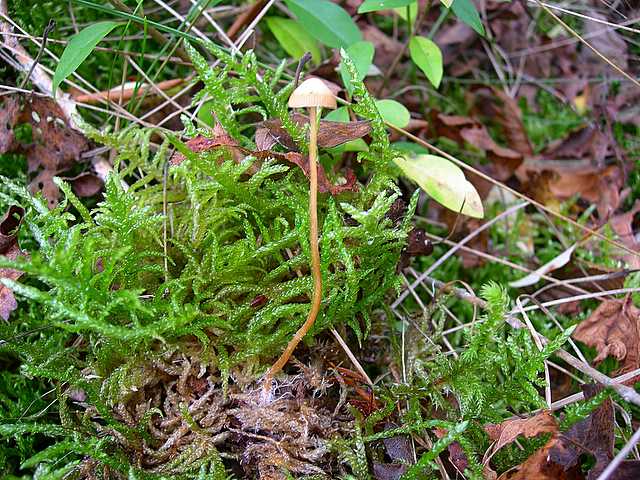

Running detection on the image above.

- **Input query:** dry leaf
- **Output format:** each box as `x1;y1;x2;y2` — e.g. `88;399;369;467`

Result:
170;125;358;195
572;298;640;374
509;243;577;288
0;205;27;321
470;86;534;157
609;200;640;269
260;112;371;151
499;437;582;480
0;95;90;208
434;426;469;473
484;410;558;461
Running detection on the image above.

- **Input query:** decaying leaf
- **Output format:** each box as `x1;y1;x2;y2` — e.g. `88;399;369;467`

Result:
498;437;582;480
434;426;469;474
171;124;358;195
430;110;523;181
0;95;93;208
498;385;640;480
259;112;371;151
484;410;558;456
470;86;534;157
549;385;640;480
483;410;558;478
0;205;27;321
572;298;640;374
609;200;640;269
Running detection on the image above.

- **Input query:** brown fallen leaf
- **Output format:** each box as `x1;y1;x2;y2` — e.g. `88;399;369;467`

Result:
609;200;640;269
259;112;371;151
548;384;640;480
470;86;534;157
572;297;640;374
0;205;27;321
543;126;610;165
0;95;91;208
499;384;640;480
483;410;558;476
68;173;104;198
430;111;523;182
434;426;469;474
372;463;406;480
498;437;583;480
171;125;358;195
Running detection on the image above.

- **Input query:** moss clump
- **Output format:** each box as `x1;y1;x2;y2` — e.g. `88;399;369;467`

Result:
0;45;416;477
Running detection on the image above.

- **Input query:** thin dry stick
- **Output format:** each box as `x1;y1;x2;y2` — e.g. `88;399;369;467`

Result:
596;426;640;480
263;106;323;388
532;0;640;89
517;297;552;408
330;328;373;387
392;201;528;308
74;77;185;104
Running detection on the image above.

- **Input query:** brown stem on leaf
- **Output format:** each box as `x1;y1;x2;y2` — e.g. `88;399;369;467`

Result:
263;107;322;390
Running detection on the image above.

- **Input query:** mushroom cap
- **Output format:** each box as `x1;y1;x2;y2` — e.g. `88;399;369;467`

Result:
288;78;337;109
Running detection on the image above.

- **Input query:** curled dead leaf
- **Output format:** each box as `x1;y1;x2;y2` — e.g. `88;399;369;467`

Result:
483;410;558;470
0;95;90;208
572;298;640;374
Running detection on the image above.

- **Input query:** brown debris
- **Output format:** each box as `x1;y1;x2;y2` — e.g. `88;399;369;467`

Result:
0;205;27;321
95;350;348;478
0;95;94;208
259;112;371;151
170;124;359;195
572;298;640;374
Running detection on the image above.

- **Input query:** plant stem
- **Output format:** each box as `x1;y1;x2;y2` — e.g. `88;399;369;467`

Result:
263;107;322;389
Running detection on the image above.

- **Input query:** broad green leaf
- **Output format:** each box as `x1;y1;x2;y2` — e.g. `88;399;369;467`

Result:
395;2;418;22
324;106;349;122
375;99;410;128
450;0;485;36
52;21;120;94
197;100;216;126
392;141;429;155
358;0;415;13
393;154;484;218
409;36;443;88
265;17;321;64
339;41;375;95
285;0;362;48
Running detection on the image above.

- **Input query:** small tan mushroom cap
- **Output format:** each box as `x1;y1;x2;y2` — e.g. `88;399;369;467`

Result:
288;78;337;109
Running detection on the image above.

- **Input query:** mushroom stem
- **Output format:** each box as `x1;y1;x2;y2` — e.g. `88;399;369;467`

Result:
263;106;323;389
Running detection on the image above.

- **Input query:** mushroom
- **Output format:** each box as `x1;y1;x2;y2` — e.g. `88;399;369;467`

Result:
263;78;337;391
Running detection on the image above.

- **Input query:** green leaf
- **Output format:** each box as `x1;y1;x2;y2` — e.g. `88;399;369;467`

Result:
441;0;454;7
285;0;362;48
265;16;321;64
375;99;410;128
409;36;443;88
393;154;484;218
340;41;375;95
450;0;485;36
395;2;418;22
52;21;120;94
358;0;415;13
